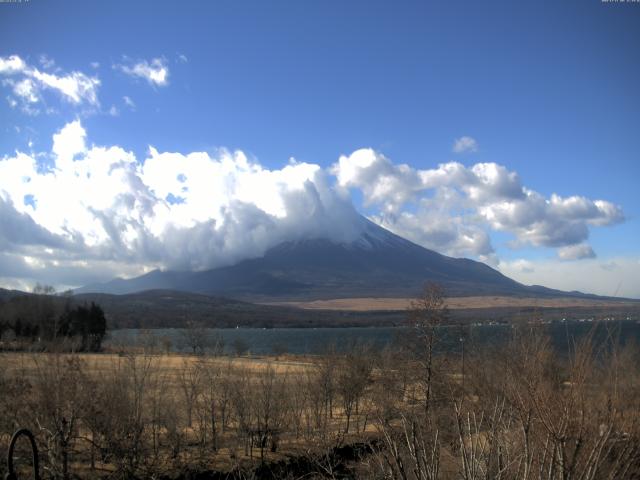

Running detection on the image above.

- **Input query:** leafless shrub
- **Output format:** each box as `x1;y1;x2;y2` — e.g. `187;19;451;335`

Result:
406;283;448;419
336;343;373;434
29;353;86;480
177;357;203;429
90;354;158;478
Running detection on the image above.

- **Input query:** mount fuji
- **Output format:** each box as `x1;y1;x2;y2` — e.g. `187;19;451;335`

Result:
76;217;598;301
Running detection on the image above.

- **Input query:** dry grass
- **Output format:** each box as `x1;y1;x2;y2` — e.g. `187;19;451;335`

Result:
263;295;639;311
0;351;315;376
2;327;639;479
0;350;350;478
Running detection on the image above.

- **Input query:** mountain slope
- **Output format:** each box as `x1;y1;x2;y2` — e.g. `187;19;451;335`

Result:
76;218;600;300
0;287;30;302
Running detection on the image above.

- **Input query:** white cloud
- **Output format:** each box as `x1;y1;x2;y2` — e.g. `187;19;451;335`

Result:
30;70;99;105
478;191;623;248
13;78;39;103
0;55;100;112
332;149;624;259
39;55;55;69
453;136;478;154
467;163;524;202
0;123;628;291
500;258;535;273
52;120;87;162
116;57;169;87
0;195;69;251
0;121;363;287
557;244;596;261
123;95;135;109
0;55;26;74
332;148;425;213
370;187;495;259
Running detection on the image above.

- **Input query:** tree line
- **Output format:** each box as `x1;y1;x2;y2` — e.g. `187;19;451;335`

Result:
0;284;106;352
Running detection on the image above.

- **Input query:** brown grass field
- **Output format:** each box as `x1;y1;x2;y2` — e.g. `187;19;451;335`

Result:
0;350;383;478
0;351;342;477
2;319;639;479
0;351;315;376
263;295;640;311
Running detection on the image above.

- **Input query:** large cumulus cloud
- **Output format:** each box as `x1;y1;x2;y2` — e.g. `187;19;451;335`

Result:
333;148;623;260
0;121;364;288
0;123;626;289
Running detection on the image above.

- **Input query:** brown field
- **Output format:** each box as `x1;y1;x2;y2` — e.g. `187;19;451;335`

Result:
2;325;639;479
0;350;381;478
0;351;315;376
264;295;640;311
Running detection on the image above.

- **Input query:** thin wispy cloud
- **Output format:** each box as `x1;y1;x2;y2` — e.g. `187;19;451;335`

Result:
500;259;535;273
38;54;55;69
0;55;100;113
123;95;136;110
452;136;478;154
558;243;597;260
115;57;169;87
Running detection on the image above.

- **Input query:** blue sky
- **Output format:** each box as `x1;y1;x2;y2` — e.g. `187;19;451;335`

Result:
0;0;639;297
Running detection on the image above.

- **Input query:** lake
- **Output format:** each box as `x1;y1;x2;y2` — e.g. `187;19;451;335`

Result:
106;320;640;356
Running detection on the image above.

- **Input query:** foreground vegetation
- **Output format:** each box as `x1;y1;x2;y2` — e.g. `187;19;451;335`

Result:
0;339;638;478
0;286;638;479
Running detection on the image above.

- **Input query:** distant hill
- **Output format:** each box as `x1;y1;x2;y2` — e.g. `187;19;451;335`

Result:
72;289;640;329
76;217;615;301
73;289;405;329
2;288;638;330
0;287;29;302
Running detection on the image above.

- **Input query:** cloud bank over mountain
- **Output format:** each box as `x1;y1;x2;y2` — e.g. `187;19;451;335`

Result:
332;149;623;265
0;121;364;288
0;121;628;293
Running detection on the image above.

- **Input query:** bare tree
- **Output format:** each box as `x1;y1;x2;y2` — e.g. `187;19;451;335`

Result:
253;364;289;463
177;358;203;428
197;358;223;451
232;337;249;357
336;343;373;434
406;282;448;419
228;365;254;457
29;353;85;480
180;320;210;355
93;354;157;477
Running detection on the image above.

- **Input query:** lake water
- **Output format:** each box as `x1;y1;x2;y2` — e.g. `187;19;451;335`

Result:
106;320;640;356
